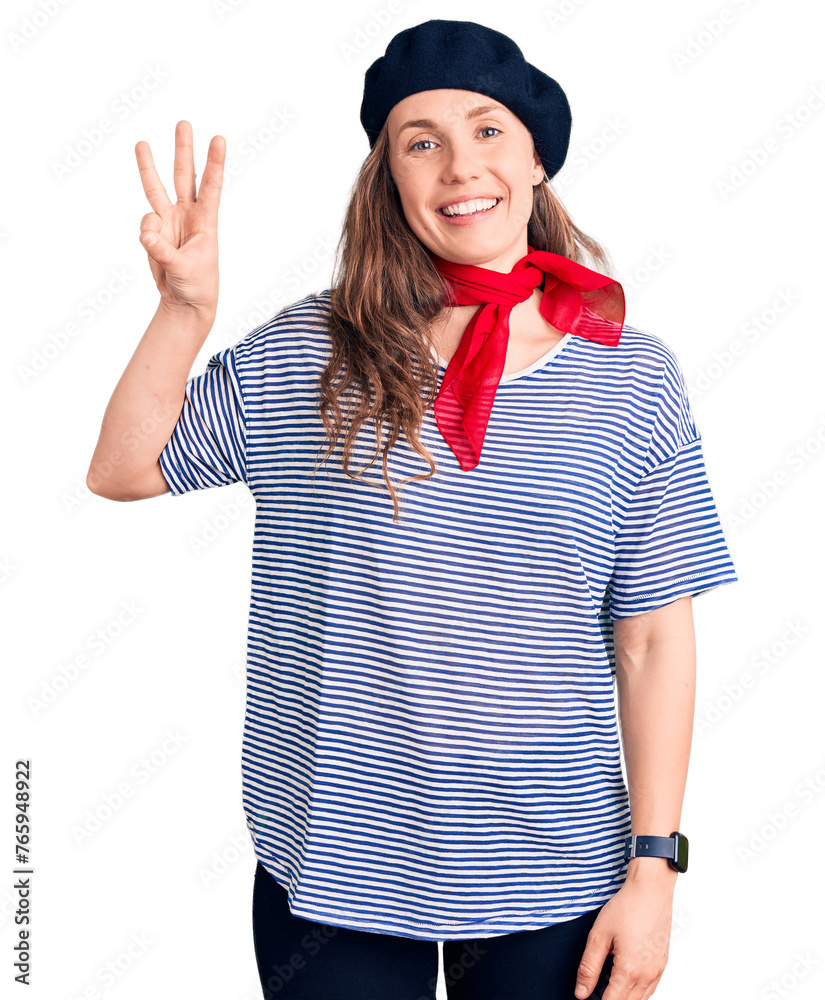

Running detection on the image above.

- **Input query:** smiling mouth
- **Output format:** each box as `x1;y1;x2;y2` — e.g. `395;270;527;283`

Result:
437;198;502;217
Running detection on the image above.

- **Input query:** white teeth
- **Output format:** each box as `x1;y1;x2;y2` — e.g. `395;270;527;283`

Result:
441;198;498;216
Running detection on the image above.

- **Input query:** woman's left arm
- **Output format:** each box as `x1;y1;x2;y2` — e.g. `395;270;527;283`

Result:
575;595;696;1000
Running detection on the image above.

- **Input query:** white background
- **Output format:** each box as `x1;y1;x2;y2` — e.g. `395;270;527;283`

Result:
3;0;823;998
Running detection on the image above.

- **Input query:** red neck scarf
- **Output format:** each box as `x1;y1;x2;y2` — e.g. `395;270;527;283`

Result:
428;245;625;470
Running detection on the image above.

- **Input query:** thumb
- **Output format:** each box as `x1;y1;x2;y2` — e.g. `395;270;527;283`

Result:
574;943;610;998
140;227;179;269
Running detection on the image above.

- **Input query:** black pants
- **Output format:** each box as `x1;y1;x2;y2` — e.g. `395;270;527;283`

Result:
252;861;614;1000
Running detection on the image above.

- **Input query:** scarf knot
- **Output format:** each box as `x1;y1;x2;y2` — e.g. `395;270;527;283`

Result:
429;245;625;471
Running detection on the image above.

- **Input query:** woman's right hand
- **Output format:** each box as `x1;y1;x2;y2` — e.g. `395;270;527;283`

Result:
135;120;225;321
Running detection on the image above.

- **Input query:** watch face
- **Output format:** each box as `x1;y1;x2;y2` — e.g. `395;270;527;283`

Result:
673;832;689;873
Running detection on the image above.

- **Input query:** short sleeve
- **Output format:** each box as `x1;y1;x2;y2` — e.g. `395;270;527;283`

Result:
607;338;738;619
158;346;247;495
607;434;738;619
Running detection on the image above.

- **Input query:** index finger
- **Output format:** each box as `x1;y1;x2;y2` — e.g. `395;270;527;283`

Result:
195;134;226;215
135;138;173;216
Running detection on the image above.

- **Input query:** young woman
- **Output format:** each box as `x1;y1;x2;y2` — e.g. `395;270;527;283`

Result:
87;18;738;1000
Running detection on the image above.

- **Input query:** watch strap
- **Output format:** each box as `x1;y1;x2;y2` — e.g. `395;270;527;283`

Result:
624;831;688;872
625;835;677;860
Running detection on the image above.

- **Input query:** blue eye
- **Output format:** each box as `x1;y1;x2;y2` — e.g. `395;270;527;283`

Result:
408;127;501;152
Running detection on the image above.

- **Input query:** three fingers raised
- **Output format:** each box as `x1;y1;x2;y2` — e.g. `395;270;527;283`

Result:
135;120;226;217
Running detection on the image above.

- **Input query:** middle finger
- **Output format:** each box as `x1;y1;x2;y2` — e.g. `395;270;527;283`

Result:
173;119;196;204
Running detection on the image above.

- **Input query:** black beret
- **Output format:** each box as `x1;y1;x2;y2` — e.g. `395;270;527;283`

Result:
360;18;572;179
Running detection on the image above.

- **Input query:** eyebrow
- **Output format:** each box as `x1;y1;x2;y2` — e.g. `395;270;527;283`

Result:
396;104;508;135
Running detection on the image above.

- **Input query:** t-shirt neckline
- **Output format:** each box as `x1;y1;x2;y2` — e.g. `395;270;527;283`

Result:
431;332;574;383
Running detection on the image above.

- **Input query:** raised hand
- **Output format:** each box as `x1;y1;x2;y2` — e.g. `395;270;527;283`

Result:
135;120;225;321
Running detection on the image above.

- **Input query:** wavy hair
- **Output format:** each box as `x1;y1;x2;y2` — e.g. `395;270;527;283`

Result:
314;119;618;523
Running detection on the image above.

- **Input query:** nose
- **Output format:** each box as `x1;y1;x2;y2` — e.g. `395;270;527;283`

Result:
440;137;480;185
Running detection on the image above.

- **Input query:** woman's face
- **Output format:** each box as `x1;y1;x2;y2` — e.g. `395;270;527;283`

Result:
386;89;544;271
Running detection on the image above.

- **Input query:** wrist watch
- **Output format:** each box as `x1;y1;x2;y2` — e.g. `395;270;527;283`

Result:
624;831;688;873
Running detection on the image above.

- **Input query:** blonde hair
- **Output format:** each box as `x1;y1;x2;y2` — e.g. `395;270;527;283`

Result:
315;119;617;523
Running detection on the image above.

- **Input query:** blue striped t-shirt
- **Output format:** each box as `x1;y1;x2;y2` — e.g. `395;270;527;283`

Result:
158;289;738;940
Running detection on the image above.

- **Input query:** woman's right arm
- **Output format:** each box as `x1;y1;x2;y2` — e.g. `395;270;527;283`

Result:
85;301;215;500
86;120;225;501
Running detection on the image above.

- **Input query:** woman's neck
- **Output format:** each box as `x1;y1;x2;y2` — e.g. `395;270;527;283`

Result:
430;286;564;365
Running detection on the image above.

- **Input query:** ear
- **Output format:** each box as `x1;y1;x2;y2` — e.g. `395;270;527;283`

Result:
532;150;545;185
